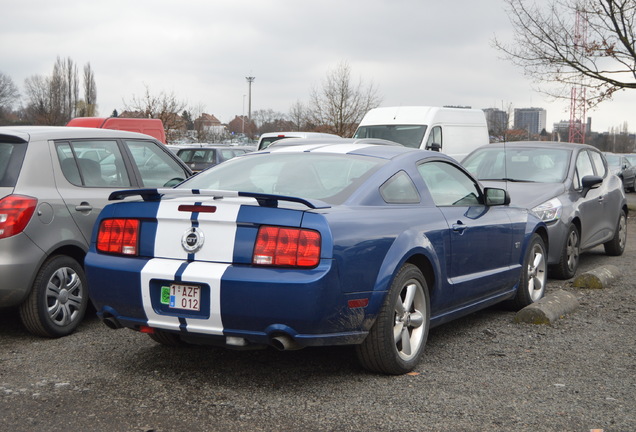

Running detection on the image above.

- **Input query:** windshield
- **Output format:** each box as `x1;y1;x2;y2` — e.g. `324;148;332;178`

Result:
180;153;385;204
353;125;426;148
462;147;571;183
604;154;620;166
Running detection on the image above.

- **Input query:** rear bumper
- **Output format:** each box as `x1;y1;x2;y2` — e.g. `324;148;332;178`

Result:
0;234;44;307
86;254;383;348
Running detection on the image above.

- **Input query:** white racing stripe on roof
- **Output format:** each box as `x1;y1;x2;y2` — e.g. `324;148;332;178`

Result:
309;144;373;153
269;143;373;154
269;144;328;152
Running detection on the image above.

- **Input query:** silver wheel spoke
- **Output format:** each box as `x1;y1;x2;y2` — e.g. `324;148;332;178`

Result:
401;327;412;356
410;310;424;328
393;321;404;344
403;284;416;311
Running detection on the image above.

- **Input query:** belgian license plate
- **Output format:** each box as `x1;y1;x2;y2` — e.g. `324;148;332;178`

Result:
161;284;201;311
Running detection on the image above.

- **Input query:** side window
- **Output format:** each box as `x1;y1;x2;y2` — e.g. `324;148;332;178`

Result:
589;151;607;178
380;171;420;204
418;161;482;206
56;140;130;188
124;140;188;187
574;150;595;189
425;126;442;150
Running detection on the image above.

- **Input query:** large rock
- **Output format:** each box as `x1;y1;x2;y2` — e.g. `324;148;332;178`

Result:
515;289;579;325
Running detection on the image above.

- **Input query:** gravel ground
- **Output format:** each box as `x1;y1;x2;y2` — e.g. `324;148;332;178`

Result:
1;210;635;431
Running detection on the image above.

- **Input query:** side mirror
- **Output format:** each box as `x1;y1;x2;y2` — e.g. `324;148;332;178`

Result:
581;175;603;197
426;142;441;152
484;187;510;206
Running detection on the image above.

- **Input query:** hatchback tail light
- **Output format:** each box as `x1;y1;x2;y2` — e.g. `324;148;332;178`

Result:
97;219;140;255
0;195;38;239
253;226;321;267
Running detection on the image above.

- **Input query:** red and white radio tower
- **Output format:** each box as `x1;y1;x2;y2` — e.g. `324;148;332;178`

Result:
569;8;587;143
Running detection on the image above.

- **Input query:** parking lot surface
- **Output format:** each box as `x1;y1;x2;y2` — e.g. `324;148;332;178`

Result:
2;206;636;431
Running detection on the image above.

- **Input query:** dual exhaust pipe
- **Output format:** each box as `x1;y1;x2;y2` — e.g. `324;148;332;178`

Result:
101;315;301;351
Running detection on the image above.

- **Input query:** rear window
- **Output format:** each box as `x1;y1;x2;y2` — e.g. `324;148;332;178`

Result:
258;136;292;150
0;142;27;187
181;153;385;204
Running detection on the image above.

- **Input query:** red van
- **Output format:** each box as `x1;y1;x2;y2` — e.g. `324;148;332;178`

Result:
66;117;167;143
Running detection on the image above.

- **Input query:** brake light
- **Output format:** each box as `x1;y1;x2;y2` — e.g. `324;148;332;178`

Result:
253;226;321;267
97;219;140;255
0;195;38;239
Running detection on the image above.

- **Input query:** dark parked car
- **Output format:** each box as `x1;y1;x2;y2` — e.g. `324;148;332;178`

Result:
176;145;252;172
463;141;627;279
86;140;548;374
0;126;192;337
604;153;636;192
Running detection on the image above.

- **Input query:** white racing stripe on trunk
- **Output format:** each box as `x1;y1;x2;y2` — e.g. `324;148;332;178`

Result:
180;261;229;335
140;258;184;330
153;197;245;262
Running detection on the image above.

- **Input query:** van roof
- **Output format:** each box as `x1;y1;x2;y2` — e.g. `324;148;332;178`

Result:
358;106;486;125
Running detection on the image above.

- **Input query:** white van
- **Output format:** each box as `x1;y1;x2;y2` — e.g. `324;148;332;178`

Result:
352;106;489;161
257;131;342;151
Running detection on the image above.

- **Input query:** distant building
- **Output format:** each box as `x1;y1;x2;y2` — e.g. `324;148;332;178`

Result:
483;108;509;135
514;108;547;135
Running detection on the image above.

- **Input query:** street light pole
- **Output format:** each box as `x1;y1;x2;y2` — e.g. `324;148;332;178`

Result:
245;76;255;122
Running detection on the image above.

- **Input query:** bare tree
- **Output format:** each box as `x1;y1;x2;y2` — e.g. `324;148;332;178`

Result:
0;72;19;114
494;0;636;106
23;56;81;125
79;62;97;117
309;61;382;137
288;100;308;131
123;84;187;142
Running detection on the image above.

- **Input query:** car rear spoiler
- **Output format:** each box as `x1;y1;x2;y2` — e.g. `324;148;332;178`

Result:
109;188;331;209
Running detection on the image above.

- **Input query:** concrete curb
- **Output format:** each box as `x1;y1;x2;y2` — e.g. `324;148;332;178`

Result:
571;264;621;289
514;289;579;325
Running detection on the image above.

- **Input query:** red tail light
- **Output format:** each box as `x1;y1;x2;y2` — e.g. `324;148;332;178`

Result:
0;195;38;239
253;226;321;268
97;219;140;255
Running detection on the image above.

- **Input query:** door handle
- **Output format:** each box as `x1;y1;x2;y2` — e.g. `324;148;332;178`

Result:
452;221;468;234
75;202;93;212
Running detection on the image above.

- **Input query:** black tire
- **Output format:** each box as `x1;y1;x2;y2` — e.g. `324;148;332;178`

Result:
552;224;580;280
355;264;430;375
148;330;182;346
510;234;547;310
604;209;627;256
19;255;88;338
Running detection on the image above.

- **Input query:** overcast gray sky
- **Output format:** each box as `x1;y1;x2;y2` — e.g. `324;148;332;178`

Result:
2;0;634;132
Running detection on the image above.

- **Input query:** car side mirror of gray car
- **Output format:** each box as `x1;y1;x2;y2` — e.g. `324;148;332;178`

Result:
581;175;603;197
484;187;510;206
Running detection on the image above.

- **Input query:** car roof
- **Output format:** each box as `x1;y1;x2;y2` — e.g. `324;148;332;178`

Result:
0;126;159;143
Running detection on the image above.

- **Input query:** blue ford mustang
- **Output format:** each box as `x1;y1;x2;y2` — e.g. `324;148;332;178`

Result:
86;140;548;374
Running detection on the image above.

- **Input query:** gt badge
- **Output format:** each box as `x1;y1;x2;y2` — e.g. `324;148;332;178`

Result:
181;227;205;253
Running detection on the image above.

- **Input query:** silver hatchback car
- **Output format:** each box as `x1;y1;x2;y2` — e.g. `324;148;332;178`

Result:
0;126;192;337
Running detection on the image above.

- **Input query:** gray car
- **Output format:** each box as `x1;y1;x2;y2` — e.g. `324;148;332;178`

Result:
0;126;192;337
462;141;627;279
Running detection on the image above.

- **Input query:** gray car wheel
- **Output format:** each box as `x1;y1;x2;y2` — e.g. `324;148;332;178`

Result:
510;234;547;309
553;224;580;280
604;209;627;256
19;255;88;338
356;264;430;375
